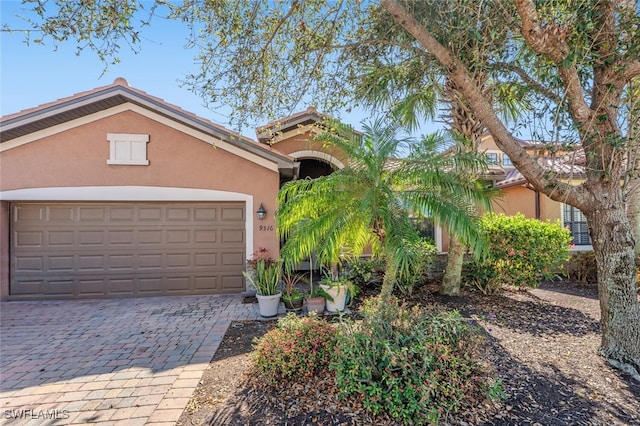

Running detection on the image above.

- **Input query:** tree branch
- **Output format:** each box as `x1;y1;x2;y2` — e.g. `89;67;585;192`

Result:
325;38;432;61
621;60;640;84
514;0;592;127
257;0;299;64
380;0;585;208
593;0;617;68
514;0;569;62
491;61;562;103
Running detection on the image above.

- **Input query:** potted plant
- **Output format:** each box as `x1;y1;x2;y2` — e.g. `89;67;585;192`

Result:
279;245;329;314
305;282;328;314
319;266;358;313
281;272;306;312
243;248;282;317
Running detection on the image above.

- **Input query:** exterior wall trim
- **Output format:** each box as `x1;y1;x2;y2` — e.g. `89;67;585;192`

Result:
434;225;443;253
289;150;345;169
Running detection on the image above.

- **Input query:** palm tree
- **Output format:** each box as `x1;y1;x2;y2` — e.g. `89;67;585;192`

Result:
277;118;491;300
439;74;528;295
439;76;489;296
358;69;525;296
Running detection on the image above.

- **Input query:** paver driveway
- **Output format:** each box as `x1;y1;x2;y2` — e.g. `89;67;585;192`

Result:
0;295;267;425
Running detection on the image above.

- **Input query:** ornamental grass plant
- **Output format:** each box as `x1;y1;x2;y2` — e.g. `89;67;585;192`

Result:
243;248;281;296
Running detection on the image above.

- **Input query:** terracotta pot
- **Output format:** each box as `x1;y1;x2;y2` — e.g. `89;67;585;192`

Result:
256;292;281;318
305;296;325;314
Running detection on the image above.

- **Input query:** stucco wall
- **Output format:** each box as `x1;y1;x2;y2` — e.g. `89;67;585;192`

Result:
270;130;347;167
493;185;563;224
541;193;562;223
2;111;277;194
0;110;282;298
493;186;537;218
0;201;8;300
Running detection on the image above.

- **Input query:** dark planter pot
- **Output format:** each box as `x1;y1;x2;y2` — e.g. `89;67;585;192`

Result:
283;297;304;311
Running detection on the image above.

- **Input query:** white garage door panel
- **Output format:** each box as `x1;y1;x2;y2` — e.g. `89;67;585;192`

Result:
10;202;246;299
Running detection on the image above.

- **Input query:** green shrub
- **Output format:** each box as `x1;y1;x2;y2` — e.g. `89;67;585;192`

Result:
396;237;437;295
565;251;597;284
347;238;437;295
348;257;386;287
462;260;502;295
252;313;338;384
331;298;498;425
465;213;571;293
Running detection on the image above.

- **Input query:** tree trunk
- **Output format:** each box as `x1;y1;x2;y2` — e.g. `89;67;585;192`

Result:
586;203;640;379
441;235;465;296
379;259;396;301
628;188;640;257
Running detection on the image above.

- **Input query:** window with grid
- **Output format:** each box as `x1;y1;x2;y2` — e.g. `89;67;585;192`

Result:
563;204;591;245
502;154;512;166
485;152;498;165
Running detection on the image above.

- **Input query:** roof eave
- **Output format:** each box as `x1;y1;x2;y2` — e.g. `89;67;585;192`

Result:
1;82;294;167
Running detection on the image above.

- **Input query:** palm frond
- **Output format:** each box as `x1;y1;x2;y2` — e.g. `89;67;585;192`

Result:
277;118;494;294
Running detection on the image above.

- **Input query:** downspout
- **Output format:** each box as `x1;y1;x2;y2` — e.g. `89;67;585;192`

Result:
525;183;541;219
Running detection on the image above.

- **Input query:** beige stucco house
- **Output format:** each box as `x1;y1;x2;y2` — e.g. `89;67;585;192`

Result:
0;78;590;301
0;78;346;301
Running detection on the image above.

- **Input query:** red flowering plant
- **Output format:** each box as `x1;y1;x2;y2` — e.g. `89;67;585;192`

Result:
252;313;338;385
243;248;282;296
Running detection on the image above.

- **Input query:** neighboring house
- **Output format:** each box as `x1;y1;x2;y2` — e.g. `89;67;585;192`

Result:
476;134;592;250
0;78;337;301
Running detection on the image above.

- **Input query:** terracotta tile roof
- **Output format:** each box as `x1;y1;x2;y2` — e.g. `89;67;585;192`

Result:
496;151;586;188
255;107;328;144
255;107;362;144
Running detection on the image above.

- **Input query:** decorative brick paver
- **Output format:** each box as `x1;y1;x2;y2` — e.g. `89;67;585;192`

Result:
0;294;275;425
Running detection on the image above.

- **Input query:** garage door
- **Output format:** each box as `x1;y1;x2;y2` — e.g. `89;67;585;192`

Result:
9;202;246;299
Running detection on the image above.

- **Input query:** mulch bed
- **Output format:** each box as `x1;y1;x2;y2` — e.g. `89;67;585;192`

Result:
178;281;640;425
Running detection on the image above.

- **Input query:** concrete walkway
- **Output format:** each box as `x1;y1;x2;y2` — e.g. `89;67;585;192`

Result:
0;295;270;425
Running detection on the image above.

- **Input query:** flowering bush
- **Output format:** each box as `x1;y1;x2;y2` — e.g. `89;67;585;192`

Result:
331;297;499;425
252;313;338;385
244;248;281;296
464;213;571;293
